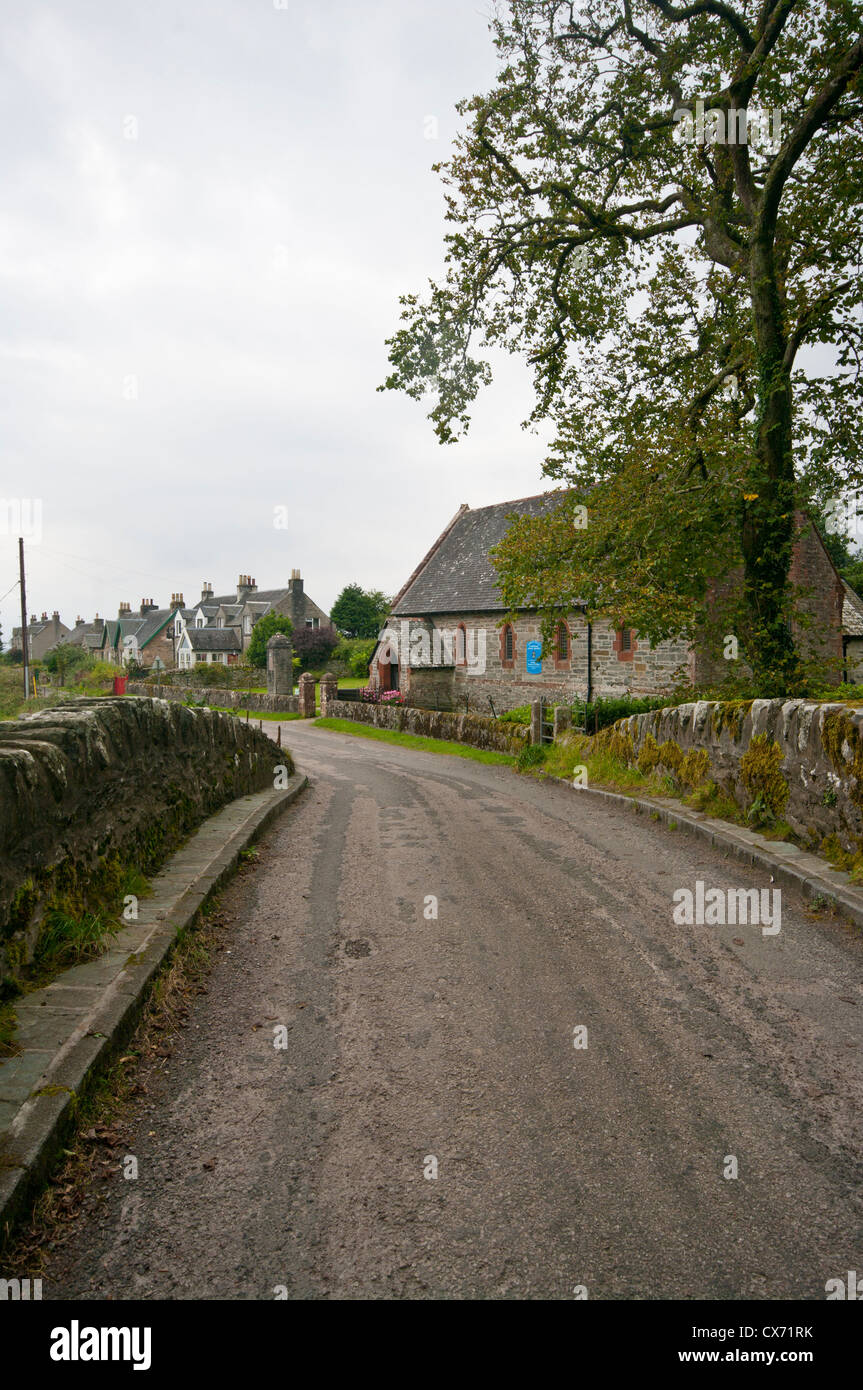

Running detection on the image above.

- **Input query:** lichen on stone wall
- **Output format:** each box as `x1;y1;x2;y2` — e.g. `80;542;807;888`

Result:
710;701;752;742
821;710;863;809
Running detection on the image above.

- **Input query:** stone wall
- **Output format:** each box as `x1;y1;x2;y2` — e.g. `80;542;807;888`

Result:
374;612;692;714
0;697;290;982
127;682;299;714
618;698;863;850
323;697;528;755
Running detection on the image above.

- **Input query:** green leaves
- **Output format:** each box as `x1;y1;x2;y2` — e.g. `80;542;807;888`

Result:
382;0;863;684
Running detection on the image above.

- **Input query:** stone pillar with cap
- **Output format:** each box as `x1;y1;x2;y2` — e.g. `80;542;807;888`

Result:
299;672;316;718
267;632;294;696
320;672;338;715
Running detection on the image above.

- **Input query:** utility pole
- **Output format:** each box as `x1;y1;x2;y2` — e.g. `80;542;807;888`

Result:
19;536;30;700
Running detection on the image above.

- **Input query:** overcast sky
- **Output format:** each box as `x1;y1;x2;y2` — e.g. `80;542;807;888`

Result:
0;0;551;638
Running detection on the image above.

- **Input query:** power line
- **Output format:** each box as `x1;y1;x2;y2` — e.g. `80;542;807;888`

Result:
33;542;177;586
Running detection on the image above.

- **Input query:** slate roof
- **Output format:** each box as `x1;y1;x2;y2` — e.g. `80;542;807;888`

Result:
842;580;863;637
185;627;242;652
392;493;567;616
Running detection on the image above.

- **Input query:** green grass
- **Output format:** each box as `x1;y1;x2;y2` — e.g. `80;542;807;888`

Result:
200;705;303;722
35;910;120;970
313;717;514;764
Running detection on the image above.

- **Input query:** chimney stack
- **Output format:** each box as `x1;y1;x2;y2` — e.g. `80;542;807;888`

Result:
201;582;213;602
237;573;256;602
118;601;131;618
139;598;158;616
170;592;185;608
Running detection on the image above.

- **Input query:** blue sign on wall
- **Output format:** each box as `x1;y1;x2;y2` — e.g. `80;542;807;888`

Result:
526;640;542;674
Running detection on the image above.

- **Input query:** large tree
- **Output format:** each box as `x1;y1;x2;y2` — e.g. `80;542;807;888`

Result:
381;0;863;690
330;584;392;639
246;612;293;668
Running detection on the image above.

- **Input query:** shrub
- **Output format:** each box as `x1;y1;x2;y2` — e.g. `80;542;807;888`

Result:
498;704;532;725
679;747;711;790
247;612;293;668
659;739;684;775
601;728;634;765
574;694;672;732
637;733;661;774
292;623;340;668
740;733;789;823
339;638;377;678
188;662;234;687
360;686;404;705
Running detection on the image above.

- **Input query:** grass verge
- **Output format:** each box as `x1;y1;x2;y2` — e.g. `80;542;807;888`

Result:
201;706;303;722
1;880;244;1272
313;717;514;765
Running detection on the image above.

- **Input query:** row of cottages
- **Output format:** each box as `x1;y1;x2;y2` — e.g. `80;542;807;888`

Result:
368;493;847;713
46;570;328;671
175;571;329;668
10;611;73;660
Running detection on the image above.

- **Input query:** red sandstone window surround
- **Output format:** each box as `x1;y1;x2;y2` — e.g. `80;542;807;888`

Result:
500;623;516;669
613;626;638;662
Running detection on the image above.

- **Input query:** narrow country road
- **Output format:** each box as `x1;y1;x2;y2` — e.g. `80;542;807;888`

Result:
43;722;863;1300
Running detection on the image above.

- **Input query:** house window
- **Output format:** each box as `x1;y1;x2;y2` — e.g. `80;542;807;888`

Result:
456;623;467;666
306;619;313;628
197;618;204;628
614;626;638;662
244;617;251;635
501;623;516;669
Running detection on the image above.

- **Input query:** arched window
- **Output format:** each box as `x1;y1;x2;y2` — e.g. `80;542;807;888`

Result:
614;626;638;662
557;624;569;660
501;623;516;669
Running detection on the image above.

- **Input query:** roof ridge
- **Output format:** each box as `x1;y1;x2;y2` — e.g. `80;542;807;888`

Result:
390;502;471;610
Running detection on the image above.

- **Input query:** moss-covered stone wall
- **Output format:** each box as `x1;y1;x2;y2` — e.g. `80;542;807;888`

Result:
324;698;527;755
0;697;289;981
619;699;863;851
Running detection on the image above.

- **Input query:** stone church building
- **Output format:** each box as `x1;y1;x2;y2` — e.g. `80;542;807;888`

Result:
369;493;844;713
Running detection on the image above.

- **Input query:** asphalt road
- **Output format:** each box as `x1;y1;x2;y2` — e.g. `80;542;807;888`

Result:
43;722;863;1299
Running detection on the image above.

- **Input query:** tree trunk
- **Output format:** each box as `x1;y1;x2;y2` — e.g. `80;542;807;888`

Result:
742;235;798;693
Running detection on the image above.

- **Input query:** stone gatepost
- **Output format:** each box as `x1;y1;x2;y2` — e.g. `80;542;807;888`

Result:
530;699;543;746
266;632;293;696
553;706;571;740
320;672;338;716
299;672;316;718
